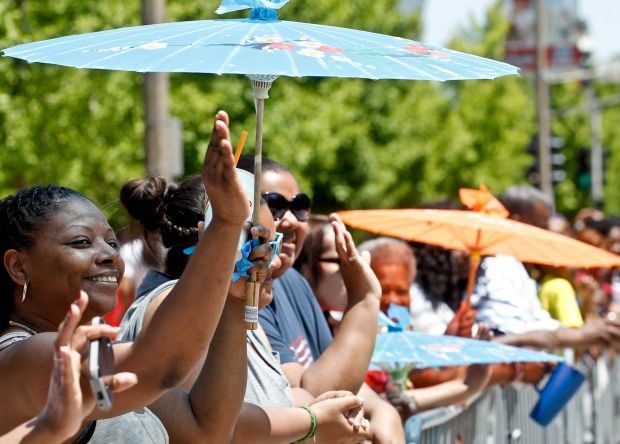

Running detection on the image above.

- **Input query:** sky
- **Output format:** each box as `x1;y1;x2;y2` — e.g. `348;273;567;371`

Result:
422;0;620;63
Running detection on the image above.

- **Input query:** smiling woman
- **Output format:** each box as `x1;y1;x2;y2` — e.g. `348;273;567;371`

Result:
0;110;253;442
0;186;122;332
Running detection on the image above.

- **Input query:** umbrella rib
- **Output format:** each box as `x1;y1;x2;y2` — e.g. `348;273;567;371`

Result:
2;25;155;57
76;22;237;70
290;20;401;47
268;22;300;77
281;22;383;79
424;62;474;80
215;22;261;75
365;218;459;247
12;21;241;70
11;22;211;58
449;52;518;76
382;56;444;80
131;23;243;72
285;21;516;80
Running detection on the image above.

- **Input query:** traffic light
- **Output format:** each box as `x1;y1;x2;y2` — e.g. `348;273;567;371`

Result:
550;136;566;185
526;137;540;186
526;136;566;186
577;148;591;189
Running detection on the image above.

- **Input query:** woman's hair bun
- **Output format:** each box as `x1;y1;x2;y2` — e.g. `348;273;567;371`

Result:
120;177;176;231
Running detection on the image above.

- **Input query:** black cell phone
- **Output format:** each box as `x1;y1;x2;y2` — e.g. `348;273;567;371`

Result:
88;316;114;411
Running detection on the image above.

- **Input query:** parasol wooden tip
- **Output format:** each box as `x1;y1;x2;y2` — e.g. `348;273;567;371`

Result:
234;130;248;166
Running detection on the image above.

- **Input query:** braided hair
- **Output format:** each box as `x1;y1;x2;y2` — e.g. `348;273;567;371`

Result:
120;176;205;278
412;243;464;311
0;185;91;329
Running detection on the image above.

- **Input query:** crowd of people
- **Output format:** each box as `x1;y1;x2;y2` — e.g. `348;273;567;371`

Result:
1;110;620;443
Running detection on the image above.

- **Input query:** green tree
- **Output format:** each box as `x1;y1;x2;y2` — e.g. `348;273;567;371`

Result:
550;77;620;216
0;1;144;227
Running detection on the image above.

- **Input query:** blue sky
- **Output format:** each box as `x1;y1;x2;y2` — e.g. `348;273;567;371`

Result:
423;0;620;62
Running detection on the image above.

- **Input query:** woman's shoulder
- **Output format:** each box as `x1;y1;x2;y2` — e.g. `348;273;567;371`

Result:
0;330;55;361
0;332;57;425
120;279;178;341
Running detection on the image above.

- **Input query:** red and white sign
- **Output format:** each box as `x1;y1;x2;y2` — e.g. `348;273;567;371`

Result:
504;0;585;71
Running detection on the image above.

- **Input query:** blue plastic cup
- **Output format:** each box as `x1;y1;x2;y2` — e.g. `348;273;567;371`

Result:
530;362;585;427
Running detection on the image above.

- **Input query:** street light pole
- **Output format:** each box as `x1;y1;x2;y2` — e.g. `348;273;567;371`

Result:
142;0;170;177
585;84;604;209
535;0;553;204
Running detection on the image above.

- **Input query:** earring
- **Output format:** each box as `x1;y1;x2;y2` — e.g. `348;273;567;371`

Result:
21;280;28;303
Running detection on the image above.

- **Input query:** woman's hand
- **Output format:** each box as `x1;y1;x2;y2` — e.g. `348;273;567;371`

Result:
202;111;250;227
28;292;137;442
329;213;381;306
228;223;274;301
385;388;418;423
309;391;367;430
463;364;491;395
310;395;371;443
444;300;476;338
472;323;493;341
520;362;551;385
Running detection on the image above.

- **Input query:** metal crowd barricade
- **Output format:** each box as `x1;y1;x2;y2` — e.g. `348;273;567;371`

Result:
404;353;620;444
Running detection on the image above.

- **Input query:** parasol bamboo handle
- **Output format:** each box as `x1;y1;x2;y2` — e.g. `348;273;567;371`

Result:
464;251;481;307
251;99;264;225
245;98;265;329
244;273;261;330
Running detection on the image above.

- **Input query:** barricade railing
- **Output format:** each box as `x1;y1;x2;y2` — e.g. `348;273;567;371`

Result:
404;353;620;444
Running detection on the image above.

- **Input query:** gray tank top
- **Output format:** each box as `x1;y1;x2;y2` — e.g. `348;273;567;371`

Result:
246;330;294;407
119;280;177;342
0;329;168;443
120;278;294;408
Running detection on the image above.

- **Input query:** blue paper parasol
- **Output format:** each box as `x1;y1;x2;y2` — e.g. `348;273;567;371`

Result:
3;1;518;81
372;330;563;373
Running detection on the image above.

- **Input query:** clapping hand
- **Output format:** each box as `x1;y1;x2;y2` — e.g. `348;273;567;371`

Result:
445;300;476;338
15;292;137;443
202;111;250;227
330;213;381;306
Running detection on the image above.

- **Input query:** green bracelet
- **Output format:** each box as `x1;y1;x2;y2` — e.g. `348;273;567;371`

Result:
294;405;317;443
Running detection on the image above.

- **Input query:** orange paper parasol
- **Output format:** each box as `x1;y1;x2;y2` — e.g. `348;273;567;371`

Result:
339;186;620;303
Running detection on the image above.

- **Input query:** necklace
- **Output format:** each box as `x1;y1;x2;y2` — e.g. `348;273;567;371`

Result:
8;320;39;335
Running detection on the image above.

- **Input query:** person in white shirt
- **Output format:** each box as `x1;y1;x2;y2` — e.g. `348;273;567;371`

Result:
473;254;560;335
473;185;620;350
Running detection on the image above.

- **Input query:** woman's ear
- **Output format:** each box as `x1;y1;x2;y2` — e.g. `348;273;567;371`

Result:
4;249;27;285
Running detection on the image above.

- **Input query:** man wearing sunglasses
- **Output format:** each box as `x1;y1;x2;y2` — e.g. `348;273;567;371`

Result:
238;155;405;443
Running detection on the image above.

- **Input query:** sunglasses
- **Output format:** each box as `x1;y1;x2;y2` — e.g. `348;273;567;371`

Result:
262;192;311;222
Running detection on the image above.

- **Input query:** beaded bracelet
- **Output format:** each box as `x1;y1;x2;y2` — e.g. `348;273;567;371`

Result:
294;405;317;443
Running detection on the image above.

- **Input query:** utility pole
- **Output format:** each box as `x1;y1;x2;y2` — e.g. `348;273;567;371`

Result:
142;0;172;178
585;84;604;209
535;0;553;204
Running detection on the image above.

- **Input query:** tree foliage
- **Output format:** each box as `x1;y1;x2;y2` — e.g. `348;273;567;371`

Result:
549;78;620;216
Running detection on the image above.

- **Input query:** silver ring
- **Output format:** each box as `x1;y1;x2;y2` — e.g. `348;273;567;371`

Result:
348;255;359;263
